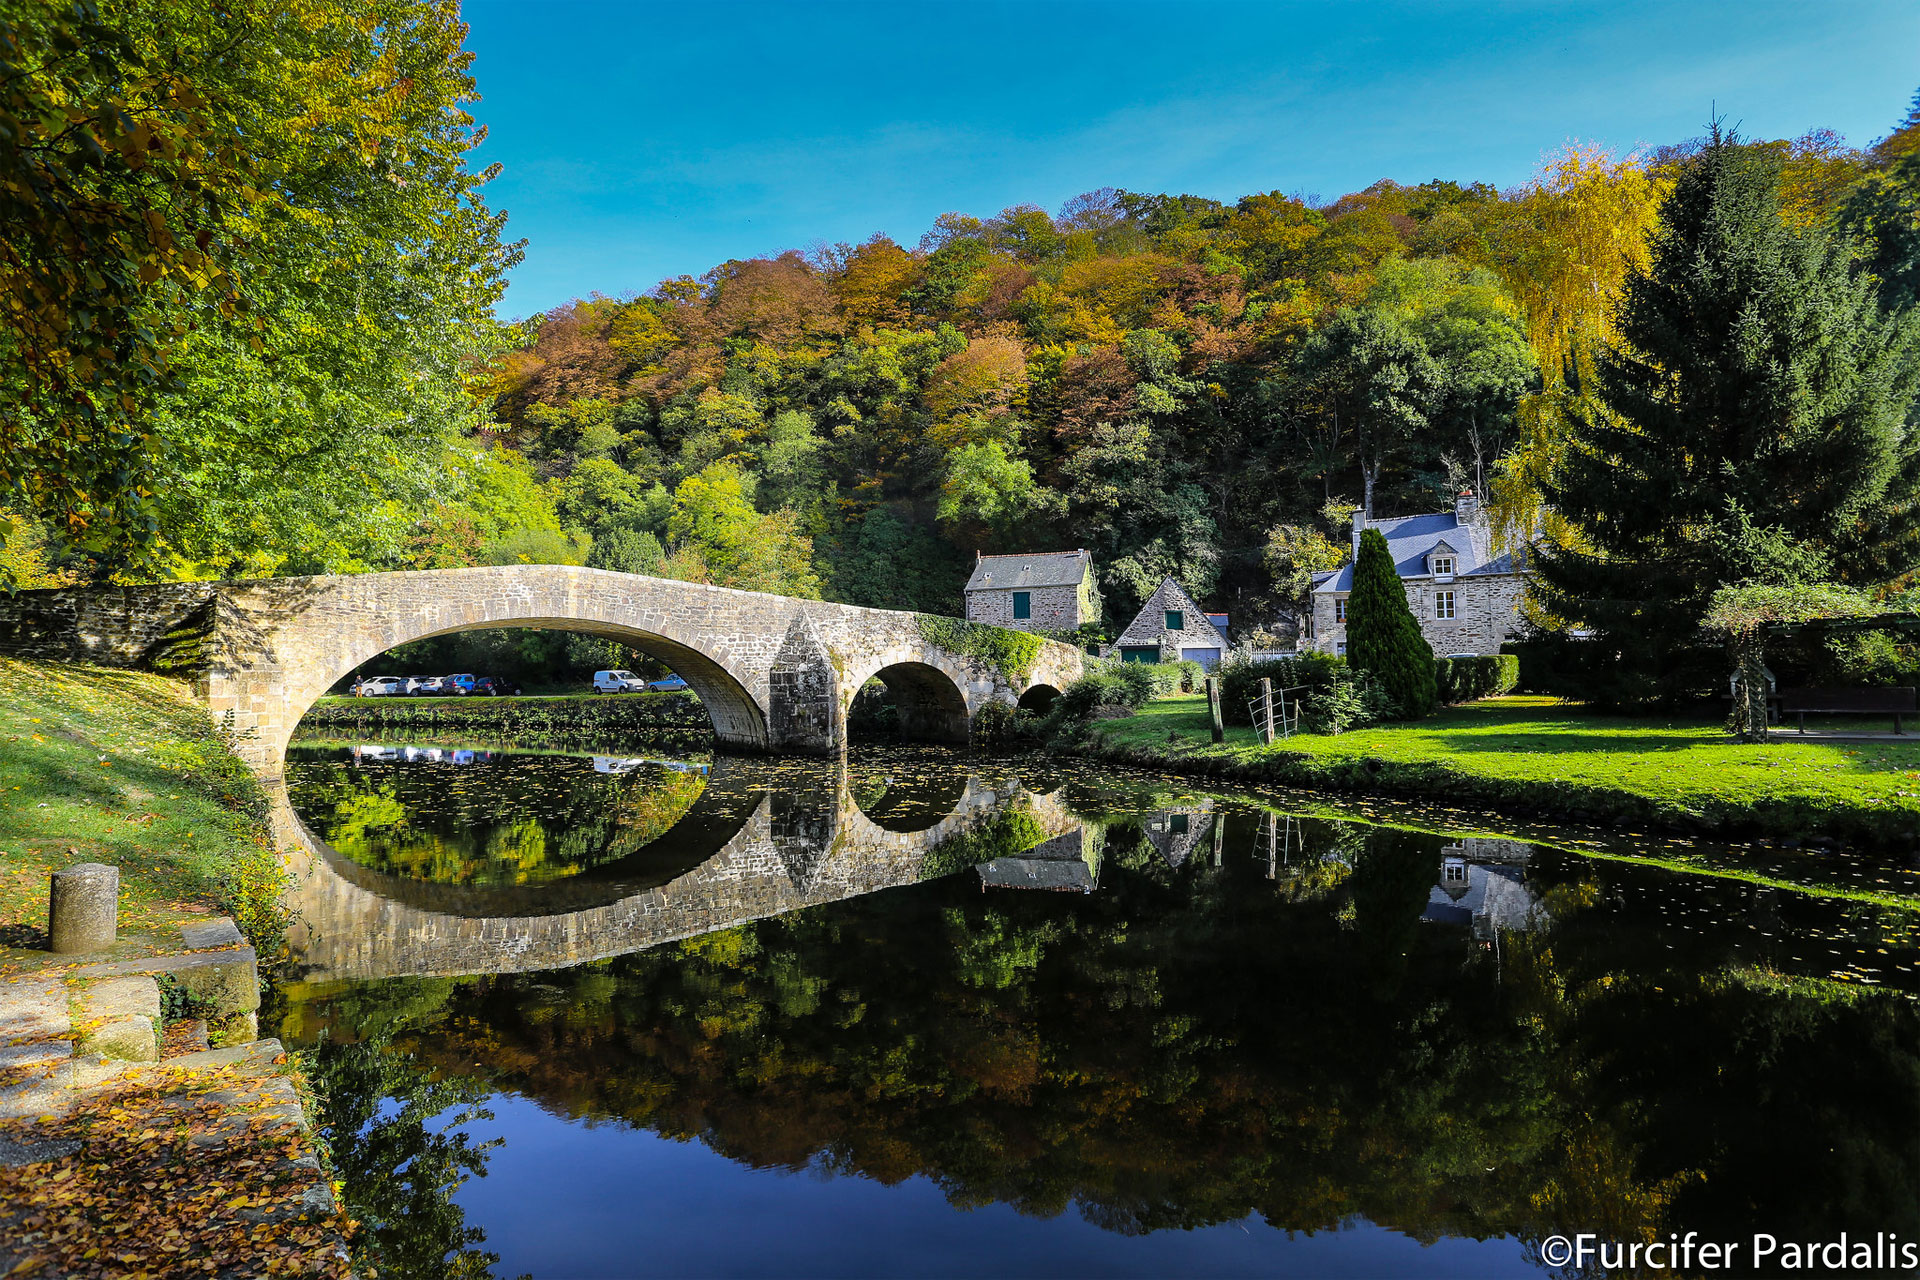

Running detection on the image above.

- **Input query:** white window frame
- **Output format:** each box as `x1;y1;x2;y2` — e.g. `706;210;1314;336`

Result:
1334;596;1348;623
1434;590;1456;620
1432;555;1455;579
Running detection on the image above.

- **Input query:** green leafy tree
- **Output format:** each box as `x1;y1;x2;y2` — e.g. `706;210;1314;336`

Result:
1;0;520;583
1346;527;1436;719
1294;308;1442;518
1536;126;1920;702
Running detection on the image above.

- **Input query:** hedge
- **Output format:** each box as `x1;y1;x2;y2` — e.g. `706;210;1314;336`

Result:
1435;654;1520;704
301;692;707;734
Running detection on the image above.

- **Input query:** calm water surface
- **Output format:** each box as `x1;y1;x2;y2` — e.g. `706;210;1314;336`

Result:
279;739;1920;1279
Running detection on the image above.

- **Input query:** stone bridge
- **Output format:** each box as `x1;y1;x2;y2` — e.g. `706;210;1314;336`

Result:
276;756;1088;982
0;566;1083;776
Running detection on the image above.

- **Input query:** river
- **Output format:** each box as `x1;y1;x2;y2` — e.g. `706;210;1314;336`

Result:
276;736;1920;1278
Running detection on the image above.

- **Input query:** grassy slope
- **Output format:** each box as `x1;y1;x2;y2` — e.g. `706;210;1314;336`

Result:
0;657;276;965
1084;694;1920;845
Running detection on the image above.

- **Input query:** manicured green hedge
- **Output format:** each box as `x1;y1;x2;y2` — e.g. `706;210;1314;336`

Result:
301;692;707;734
1435;654;1520;704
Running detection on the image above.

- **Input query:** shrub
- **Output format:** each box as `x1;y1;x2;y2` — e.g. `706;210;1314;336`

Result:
1174;659;1206;693
970;700;1039;746
1301;675;1368;735
1435;654;1521;704
1347;527;1436;718
1055;667;1158;723
1219;652;1345;726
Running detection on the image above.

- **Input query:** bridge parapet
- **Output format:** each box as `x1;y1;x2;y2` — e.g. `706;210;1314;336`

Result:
0;567;1083;774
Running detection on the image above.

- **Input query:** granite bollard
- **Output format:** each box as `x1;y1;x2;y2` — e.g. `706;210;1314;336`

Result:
49;862;118;953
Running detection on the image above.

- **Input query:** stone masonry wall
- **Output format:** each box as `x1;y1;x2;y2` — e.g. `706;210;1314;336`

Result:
966;583;1084;633
1313;572;1528;658
0;567;1084;776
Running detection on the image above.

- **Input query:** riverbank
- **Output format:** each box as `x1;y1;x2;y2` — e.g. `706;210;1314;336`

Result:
1073;694;1920;851
0;657;350;1271
0;658;289;960
302;690;707;736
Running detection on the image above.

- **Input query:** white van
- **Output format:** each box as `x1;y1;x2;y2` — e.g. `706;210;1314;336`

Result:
593;669;647;694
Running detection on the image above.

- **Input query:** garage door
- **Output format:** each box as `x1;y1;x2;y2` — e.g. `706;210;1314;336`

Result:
1119;646;1160;663
1180;647;1222;670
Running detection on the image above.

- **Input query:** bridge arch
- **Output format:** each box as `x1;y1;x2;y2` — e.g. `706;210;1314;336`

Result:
1016;683;1062;715
305;615;769;754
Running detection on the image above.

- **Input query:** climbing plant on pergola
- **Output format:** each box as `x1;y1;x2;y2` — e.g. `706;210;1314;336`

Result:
1706;584;1920;742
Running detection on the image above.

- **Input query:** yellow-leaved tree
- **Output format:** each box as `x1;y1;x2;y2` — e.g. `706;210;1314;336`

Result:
1475;145;1669;551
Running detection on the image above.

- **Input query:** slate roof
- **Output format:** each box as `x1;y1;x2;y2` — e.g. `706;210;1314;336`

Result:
1462;547;1531;577
966;550;1093;592
1315;511;1525;593
977;857;1097;893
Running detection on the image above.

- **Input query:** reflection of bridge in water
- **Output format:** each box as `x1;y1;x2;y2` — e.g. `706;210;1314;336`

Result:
280;754;1085;983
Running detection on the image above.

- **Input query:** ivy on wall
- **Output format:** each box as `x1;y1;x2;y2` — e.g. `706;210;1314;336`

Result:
914;615;1045;683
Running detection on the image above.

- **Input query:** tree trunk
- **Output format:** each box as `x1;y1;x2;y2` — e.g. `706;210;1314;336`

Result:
1732;632;1771;743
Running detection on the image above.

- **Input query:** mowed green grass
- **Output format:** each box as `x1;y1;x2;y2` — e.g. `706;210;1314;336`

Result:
0;657;270;962
1092;694;1920;817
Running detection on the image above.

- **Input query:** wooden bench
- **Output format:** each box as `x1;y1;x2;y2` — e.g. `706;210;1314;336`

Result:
1778;686;1916;735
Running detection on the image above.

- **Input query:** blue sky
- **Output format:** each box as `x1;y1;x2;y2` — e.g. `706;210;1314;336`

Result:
464;0;1920;317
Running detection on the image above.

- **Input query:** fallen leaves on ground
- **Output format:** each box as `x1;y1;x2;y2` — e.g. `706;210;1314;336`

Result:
0;1067;351;1278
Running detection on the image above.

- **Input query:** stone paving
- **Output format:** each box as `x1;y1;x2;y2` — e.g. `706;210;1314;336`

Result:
0;921;349;1275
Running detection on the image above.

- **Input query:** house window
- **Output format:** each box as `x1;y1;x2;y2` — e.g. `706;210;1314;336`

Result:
1435;590;1456;620
1433;556;1455;578
1171;813;1189;835
1166;610;1184;631
1334;597;1348;623
1012;591;1031;620
1444;861;1468;885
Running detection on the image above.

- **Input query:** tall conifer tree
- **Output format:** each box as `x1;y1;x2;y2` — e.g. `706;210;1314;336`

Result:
1536;126;1920;702
1347;527;1437;719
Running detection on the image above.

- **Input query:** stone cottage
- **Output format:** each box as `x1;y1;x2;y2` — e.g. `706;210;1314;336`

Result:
964;550;1101;634
1309;490;1530;658
1106;576;1230;669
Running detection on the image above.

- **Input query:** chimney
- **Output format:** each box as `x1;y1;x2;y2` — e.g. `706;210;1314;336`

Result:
1455;489;1480;525
1351;510;1366;560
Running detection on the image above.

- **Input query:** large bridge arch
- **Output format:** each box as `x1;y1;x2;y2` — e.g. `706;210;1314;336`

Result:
299;613;770;756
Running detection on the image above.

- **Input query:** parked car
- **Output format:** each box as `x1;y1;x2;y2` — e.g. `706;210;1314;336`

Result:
593;669;647;693
647;674;689;693
403;675;444;696
442;673;481;695
472;676;516;697
353;676;408;697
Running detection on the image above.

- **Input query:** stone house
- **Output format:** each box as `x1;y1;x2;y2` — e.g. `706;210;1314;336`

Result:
964;550;1101;634
1106;576;1230;669
1308;491;1530;658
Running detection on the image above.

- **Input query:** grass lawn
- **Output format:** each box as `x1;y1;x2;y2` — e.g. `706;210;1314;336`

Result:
1087;694;1920;840
0;657;278;970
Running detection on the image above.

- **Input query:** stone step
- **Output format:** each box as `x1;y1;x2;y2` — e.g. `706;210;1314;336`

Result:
164;1037;287;1075
181;917;245;950
74;975;161;1063
0;979;71;1044
69;947;260;1016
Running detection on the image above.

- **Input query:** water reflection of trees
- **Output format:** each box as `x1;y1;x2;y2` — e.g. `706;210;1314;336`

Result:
286;750;707;886
287;824;1920;1269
